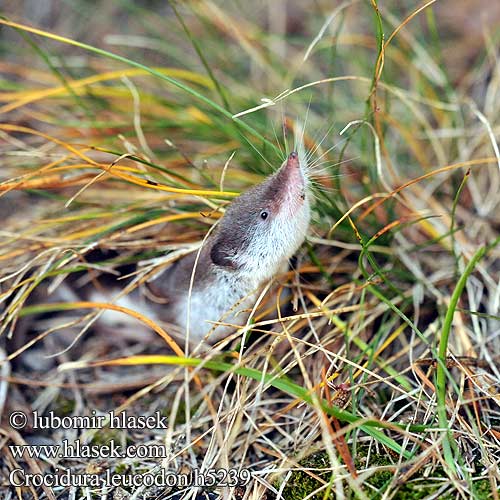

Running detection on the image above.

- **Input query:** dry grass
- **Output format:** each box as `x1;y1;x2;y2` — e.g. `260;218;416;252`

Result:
0;1;499;499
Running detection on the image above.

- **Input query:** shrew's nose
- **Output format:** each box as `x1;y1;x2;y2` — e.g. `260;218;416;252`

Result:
286;151;299;169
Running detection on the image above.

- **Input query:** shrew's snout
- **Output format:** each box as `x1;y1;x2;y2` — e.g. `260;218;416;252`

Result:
282;150;304;190
286;151;299;168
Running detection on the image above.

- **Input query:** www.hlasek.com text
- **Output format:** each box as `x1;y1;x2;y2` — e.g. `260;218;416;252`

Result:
10;438;167;460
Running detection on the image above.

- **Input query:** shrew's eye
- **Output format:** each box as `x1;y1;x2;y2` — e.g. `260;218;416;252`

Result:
260;210;269;220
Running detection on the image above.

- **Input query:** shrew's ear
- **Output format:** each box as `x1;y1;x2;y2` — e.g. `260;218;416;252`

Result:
210;240;238;269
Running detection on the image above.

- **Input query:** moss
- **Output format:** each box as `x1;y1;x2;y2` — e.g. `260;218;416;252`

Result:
114;463;129;475
51;395;76;416
473;479;499;500
281;452;335;500
89;428;126;446
279;448;497;499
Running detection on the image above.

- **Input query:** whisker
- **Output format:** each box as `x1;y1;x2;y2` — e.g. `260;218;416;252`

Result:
281;104;289;157
309;173;347;181
306;123;333;161
306;122;338;162
297;95;313;158
310;184;341;196
309;162;343;173
270;117;285;160
244;136;275;170
308;144;341;169
309;156;358;173
308;138;349;169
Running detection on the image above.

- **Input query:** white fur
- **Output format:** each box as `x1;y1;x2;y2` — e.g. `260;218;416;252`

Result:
172;272;257;344
88;290;155;328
